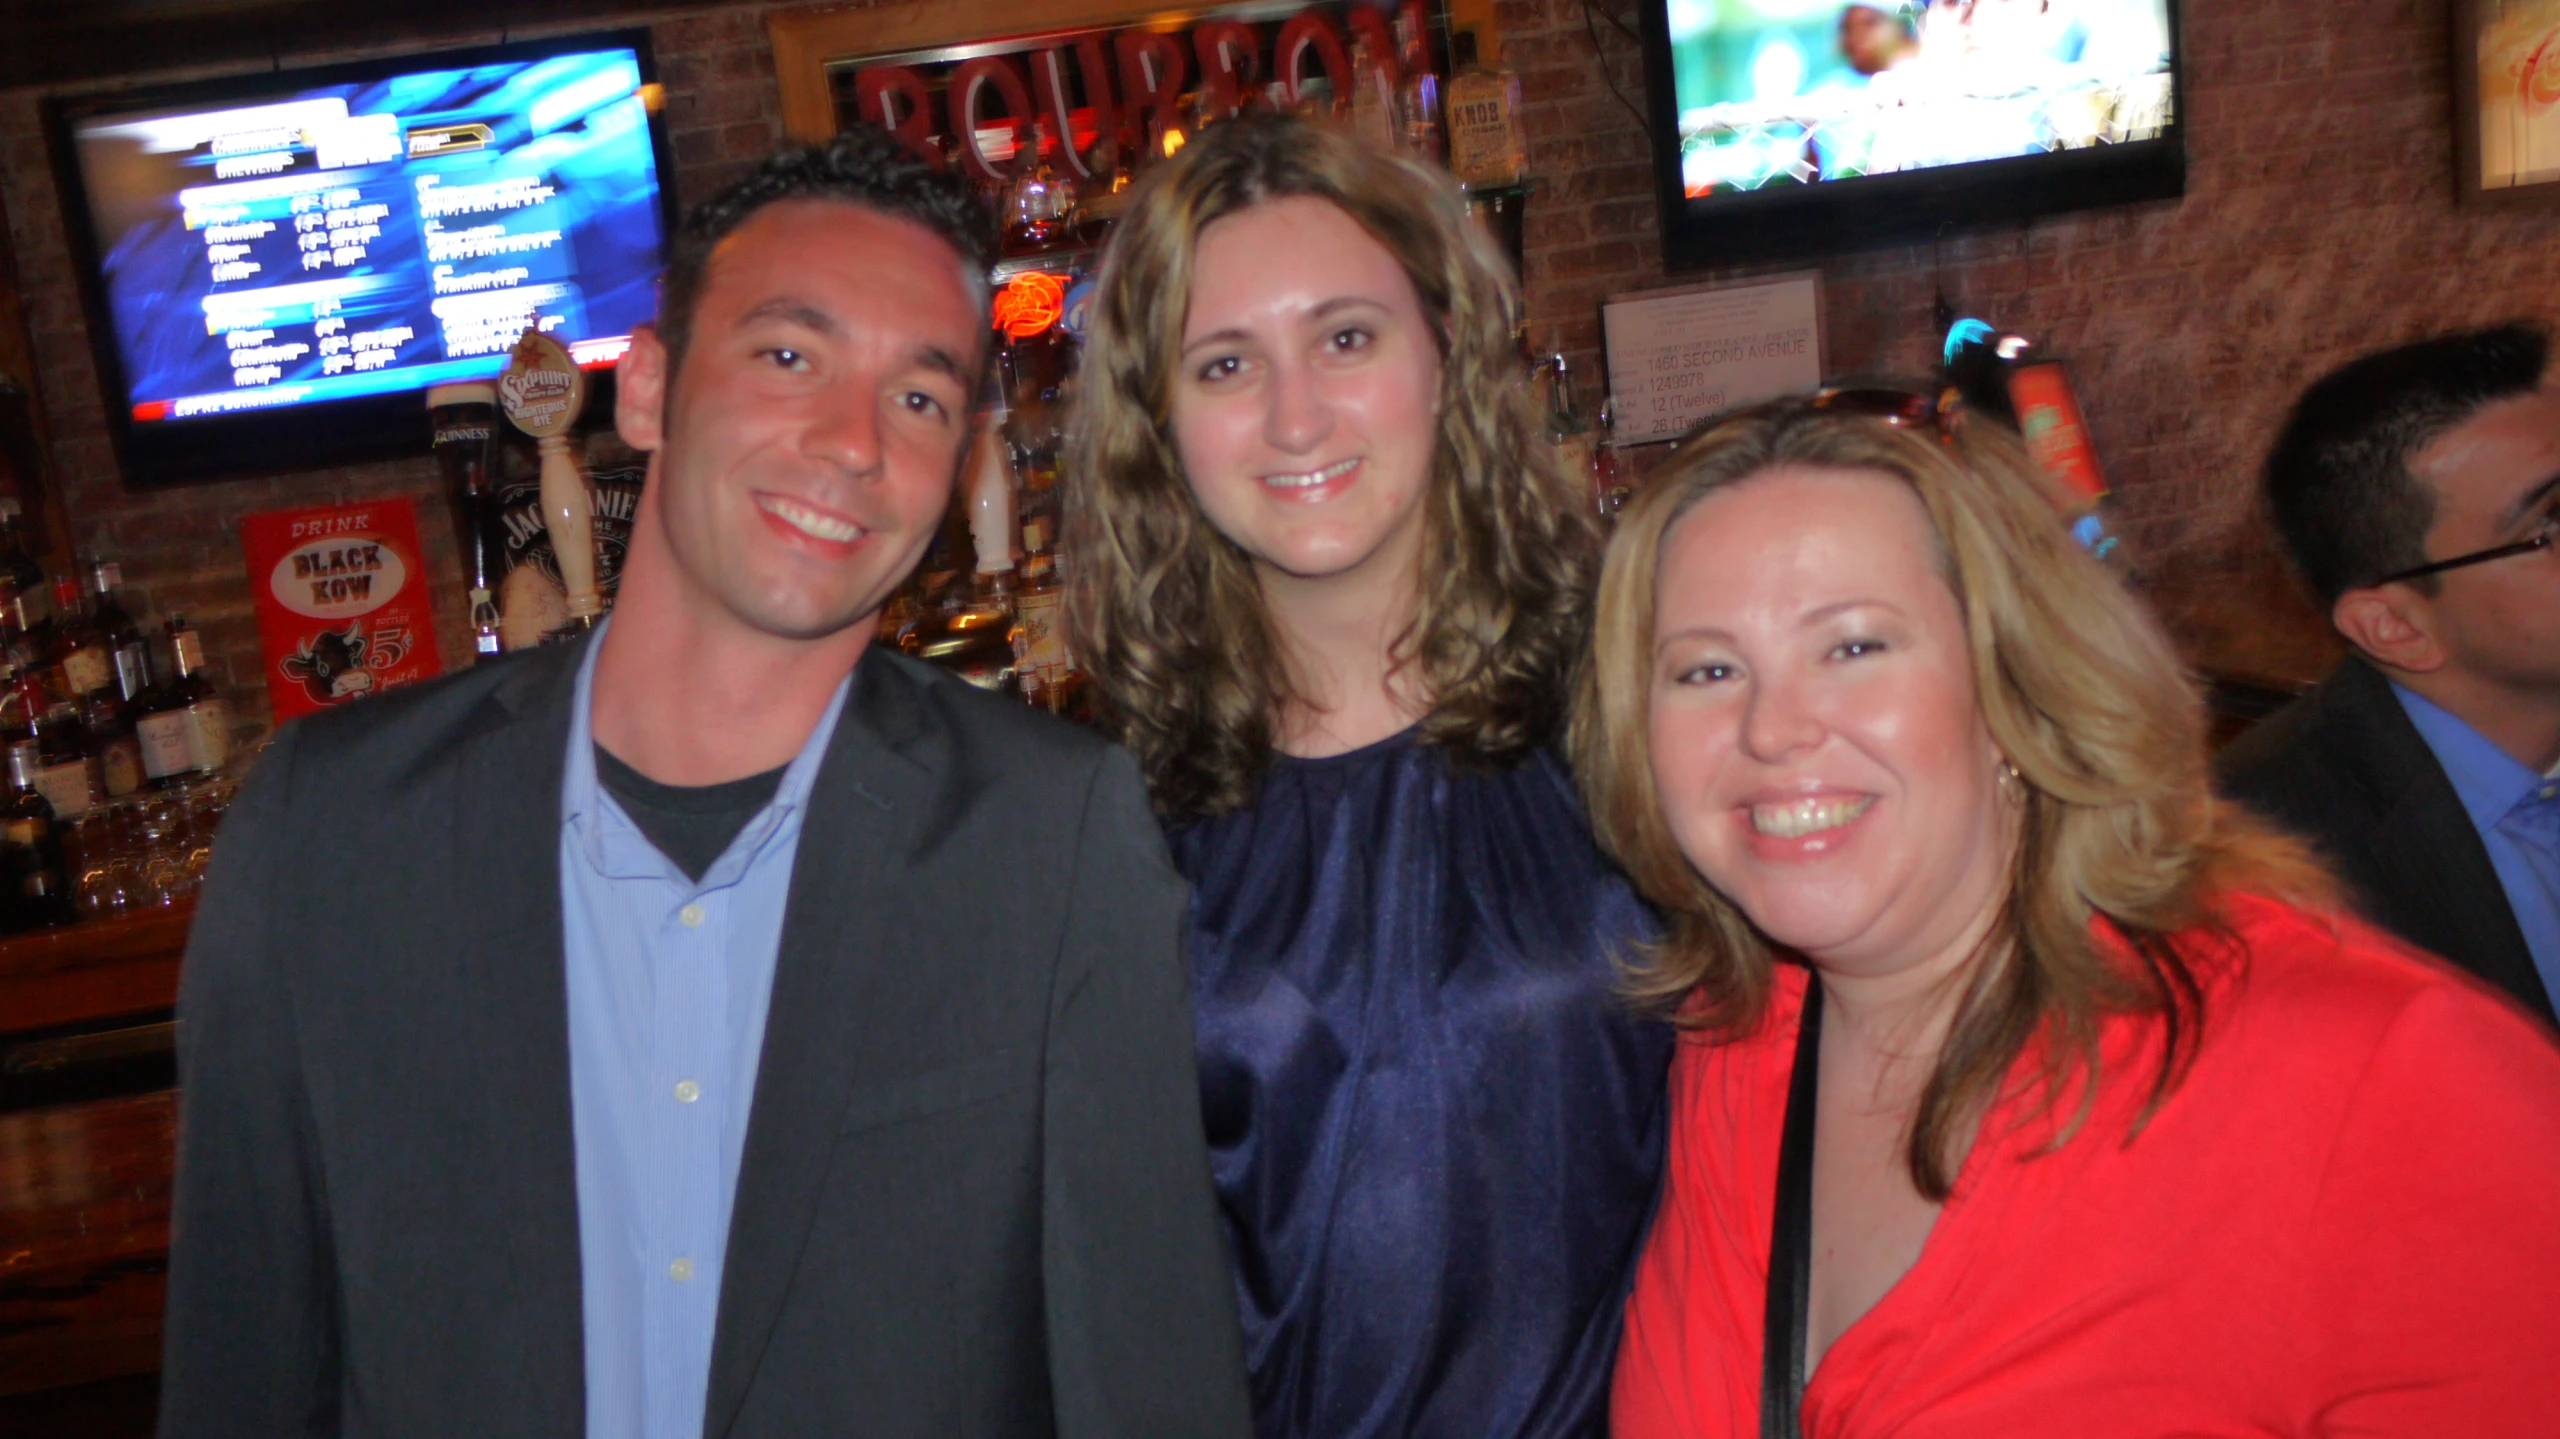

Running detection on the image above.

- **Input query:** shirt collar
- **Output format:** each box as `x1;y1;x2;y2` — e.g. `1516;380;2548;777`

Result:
2390;680;2551;830
562;617;858;882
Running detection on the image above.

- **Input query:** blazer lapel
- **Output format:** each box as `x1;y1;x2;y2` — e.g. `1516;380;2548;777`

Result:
445;643;591;1426
2327;659;2555;1022
704;651;940;1438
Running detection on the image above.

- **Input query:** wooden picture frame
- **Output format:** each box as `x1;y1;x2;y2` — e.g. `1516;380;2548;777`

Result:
2452;0;2560;204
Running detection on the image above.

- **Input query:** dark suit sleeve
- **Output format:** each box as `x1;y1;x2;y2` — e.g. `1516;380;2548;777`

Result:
160;726;342;1438
1040;745;1255;1439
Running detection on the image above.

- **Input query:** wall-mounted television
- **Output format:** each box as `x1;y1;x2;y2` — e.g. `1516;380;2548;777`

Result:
47;31;673;487
1641;0;2184;268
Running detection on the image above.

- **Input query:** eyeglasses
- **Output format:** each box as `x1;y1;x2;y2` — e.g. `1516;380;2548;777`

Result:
2371;519;2557;585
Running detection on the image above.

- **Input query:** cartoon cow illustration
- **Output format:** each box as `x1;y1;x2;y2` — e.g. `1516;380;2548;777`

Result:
280;623;379;706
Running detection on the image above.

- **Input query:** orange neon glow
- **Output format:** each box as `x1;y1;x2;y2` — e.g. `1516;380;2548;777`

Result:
993;272;1067;339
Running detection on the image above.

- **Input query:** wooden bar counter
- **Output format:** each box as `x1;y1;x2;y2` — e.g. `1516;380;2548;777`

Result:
0;903;192;1413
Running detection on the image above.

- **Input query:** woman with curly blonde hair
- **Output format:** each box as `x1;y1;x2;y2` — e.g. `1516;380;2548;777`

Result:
1065;114;1673;1439
1579;397;2560;1437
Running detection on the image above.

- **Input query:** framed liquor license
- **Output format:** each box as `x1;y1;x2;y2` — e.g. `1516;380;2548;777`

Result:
2454;0;2560;203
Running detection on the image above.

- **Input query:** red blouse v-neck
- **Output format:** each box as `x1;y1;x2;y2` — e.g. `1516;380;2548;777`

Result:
1611;895;2560;1438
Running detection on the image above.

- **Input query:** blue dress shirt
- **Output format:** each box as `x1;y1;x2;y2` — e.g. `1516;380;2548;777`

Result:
2394;683;2560;1006
559;629;852;1439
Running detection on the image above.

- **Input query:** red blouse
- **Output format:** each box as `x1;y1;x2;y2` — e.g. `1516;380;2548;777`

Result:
1612;895;2560;1438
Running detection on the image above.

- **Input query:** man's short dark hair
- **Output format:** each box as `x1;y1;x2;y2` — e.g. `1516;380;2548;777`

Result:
655;125;997;377
2264;323;2550;604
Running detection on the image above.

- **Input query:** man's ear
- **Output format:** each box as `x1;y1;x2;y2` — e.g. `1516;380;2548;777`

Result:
2333;583;2448;675
616;323;669;453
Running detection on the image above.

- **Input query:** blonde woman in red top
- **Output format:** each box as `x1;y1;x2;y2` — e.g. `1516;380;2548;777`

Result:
1573;396;2560;1437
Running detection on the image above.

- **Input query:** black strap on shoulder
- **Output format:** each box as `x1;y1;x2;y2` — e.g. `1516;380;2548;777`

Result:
1762;978;1823;1439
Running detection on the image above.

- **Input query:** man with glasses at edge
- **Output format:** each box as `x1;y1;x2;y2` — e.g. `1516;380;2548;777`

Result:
2223;323;2560;1025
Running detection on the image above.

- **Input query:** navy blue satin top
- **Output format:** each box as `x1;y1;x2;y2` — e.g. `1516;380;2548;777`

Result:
1169;732;1675;1439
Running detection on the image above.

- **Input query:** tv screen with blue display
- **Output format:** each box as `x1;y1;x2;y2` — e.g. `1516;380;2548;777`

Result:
49;32;671;485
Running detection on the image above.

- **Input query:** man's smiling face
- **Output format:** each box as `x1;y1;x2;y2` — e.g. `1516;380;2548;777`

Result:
620;199;986;643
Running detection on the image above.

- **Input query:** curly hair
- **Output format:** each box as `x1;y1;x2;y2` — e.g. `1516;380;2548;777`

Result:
1573;400;2333;1199
1064;114;1597;820
655;125;997;376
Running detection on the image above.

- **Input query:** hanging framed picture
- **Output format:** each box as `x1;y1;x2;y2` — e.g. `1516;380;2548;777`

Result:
2454;0;2560;203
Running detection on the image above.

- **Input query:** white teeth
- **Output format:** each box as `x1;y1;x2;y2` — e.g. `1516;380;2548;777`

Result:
1261;457;1360;489
757;494;864;543
1750;795;1873;839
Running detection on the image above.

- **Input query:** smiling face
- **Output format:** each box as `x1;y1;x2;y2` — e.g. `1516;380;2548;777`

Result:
1646;465;2015;977
617;199;984;643
1168;195;1444;595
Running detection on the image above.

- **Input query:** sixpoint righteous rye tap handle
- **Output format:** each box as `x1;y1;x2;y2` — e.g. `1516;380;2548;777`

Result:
499;329;602;628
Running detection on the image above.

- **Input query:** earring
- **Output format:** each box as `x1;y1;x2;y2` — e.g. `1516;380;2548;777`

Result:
1998;759;2027;804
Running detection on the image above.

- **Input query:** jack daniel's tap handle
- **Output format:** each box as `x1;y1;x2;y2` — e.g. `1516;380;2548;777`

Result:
499;330;604;627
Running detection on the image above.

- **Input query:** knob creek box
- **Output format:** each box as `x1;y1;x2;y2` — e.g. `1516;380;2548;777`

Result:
240;496;445;726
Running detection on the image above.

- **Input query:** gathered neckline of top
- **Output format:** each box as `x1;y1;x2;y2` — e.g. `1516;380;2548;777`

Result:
1271;725;1425;770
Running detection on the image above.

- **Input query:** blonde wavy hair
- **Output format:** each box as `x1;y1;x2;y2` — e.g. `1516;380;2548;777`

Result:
1065;115;1596;820
1572;399;2331;1198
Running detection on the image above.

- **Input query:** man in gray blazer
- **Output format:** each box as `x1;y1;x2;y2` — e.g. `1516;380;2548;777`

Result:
159;128;1253;1439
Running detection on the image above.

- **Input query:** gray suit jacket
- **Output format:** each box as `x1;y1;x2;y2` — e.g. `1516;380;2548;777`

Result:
159;636;1254;1439
2218;655;2556;1025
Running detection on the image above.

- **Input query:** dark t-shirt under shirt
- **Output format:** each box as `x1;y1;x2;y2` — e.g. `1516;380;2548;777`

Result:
593;744;786;882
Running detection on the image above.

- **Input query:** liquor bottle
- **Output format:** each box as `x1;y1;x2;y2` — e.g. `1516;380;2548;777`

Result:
82;661;144;800
1002;118;1079;256
1446;31;1529;190
48;572;112;699
429;382;507;660
136;616;230;787
1349;36;1398;151
1394;4;1445;164
0;738;73;932
1076;128;1139;241
1011;550;1081;716
1542;351;1596;496
88;559;147;690
0;497;49;632
1593;396;1632;517
16;658;94;821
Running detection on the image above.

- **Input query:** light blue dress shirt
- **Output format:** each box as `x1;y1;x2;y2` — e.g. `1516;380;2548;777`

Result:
559;629;852;1439
2394;683;2560;1005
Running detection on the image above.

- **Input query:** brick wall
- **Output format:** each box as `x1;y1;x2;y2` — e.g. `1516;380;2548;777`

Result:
5;0;2556;742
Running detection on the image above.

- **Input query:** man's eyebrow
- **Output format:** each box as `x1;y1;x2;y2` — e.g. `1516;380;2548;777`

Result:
911;346;969;381
2502;471;2560;532
735;298;839;336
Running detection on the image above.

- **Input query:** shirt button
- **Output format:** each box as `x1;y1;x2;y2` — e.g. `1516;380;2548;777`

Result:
674;1080;701;1104
679;903;705;928
669;1258;694;1282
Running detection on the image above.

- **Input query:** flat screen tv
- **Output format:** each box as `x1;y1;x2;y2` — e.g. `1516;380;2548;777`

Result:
1641;0;2185;268
47;31;673;486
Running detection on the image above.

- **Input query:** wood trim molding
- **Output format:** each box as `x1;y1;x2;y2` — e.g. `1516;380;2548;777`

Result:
770;0;1194;142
